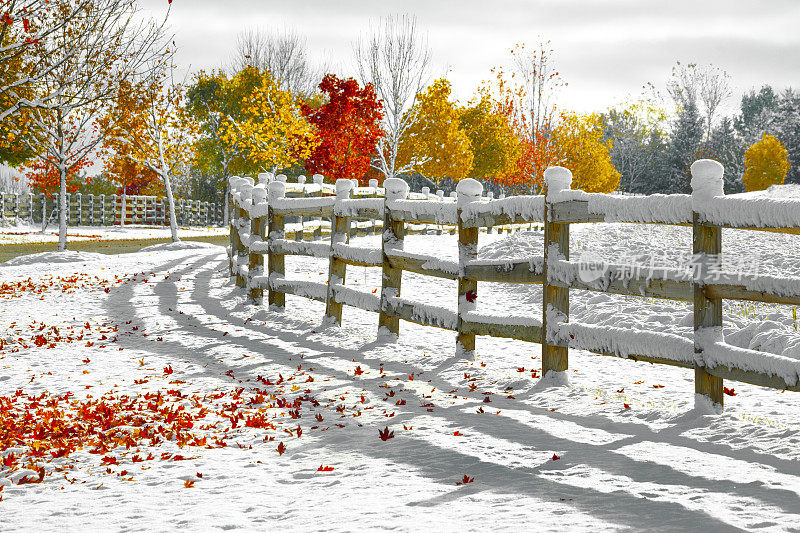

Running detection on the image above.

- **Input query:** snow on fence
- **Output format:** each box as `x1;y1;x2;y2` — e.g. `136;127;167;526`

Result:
0;192;223;227
228;162;800;411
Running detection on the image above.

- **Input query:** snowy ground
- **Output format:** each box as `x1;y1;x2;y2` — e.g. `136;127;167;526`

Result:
0;221;228;245
2;225;800;532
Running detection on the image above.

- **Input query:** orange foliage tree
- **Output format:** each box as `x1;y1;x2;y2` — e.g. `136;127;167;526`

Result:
480;42;565;193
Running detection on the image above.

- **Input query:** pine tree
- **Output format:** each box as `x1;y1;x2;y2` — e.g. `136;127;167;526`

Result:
664;101;704;193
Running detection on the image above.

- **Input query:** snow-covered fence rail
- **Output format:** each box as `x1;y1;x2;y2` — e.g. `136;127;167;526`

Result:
229;161;800;411
0;191;223;227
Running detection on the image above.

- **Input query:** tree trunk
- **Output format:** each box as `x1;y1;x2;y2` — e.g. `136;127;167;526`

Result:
58;168;67;251
162;171;179;242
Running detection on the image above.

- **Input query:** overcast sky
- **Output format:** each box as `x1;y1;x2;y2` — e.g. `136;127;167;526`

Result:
140;0;800;115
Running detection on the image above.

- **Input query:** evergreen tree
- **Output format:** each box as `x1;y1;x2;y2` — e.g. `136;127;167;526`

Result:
709;117;745;193
664;101;704;193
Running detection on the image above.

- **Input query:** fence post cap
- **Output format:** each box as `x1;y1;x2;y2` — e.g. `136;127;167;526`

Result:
384;178;409;201
335;178;354;199
297;174;307;184
368;178;378;189
691;159;724;200
252;187;267;205
456;178;483;207
276;174;288;183
312;174;324;185
421;186;430;196
268;181;285;200
257;172;272;185
544;166;573;199
243;176;255;186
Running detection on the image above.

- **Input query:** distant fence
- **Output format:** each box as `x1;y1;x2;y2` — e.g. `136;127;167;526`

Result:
228;163;800;411
0;192;223;227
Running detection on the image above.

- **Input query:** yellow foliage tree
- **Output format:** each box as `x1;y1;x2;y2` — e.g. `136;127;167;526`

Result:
459;95;519;179
397;78;473;186
221;70;317;173
743;133;790;192
552;112;620;193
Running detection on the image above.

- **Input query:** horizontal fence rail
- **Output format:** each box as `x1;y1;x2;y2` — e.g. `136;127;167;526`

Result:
228;163;800;411
0;192;223;227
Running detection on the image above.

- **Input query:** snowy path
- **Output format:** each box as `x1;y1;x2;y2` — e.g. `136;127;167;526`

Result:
1;238;800;532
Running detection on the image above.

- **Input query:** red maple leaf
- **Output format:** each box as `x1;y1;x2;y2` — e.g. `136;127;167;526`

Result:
465;290;477;303
163;365;173;375
378;426;394;441
276;442;287;455
552;453;561;461
723;387;736;396
455;474;474;485
317;465;334;472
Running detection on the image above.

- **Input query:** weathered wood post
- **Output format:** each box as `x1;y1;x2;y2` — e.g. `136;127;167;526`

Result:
486;191;494;233
249;185;268;303
691;159;725;408
312;174;324;241
28;192;34;225
369;178;380;235
295;175;306;241
228;176;241;276
542;167;572;377
235;179;254;288
456;178;483;355
325;179;354;325
378;177;409;339
267;180;287;310
421;187;430;234
436;190;445;234
449;192;457;234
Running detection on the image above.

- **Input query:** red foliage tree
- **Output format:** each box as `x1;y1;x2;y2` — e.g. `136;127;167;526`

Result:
27;157;91;197
301;74;383;185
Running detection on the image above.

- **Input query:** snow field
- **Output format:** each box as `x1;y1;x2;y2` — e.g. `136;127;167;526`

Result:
1;223;800;531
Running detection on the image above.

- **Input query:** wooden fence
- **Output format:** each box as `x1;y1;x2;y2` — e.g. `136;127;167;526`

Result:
0;192;223;227
228;162;800;411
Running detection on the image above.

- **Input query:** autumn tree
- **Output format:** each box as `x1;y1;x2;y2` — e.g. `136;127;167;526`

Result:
459;94;519;180
300;74;383;184
481;41;565;193
354;14;431;179
743;133;790;192
397;78;472;186
102;63;198;242
553;112;620;193
187;68;263;224
220;69;317;174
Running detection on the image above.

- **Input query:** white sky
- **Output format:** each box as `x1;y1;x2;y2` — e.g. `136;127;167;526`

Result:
143;0;800;115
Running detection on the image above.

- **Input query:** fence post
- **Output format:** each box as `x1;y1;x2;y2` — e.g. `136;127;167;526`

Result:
28;192;34;224
313;174;324;240
456;179;483;354
248;186;267;303
236;180;254;288
378;178;409;339
369;178;380;235
542;167;572;377
325;179;354;325
267;180;286;309
40;193;46;227
691;159;725;408
295;175;306;241
228;177;241;276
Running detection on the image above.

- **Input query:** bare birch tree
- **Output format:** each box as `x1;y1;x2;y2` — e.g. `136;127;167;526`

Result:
12;0;169;251
354;14;431;180
667;61;731;141
229;27;321;98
